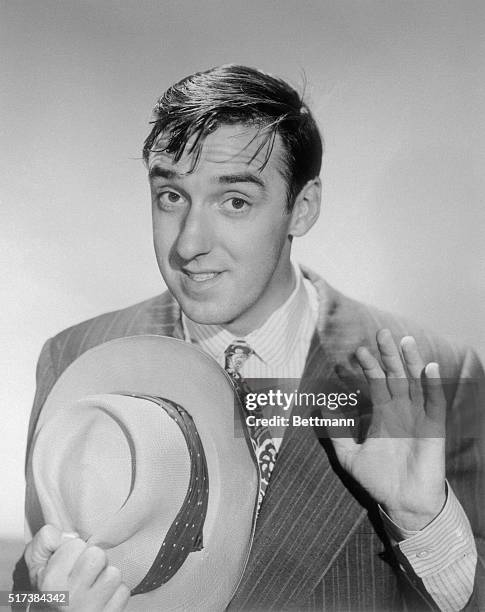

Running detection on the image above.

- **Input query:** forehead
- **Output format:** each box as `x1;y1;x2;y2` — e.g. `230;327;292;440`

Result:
147;123;286;179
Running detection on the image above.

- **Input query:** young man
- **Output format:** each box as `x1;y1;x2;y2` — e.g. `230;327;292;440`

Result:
16;65;483;611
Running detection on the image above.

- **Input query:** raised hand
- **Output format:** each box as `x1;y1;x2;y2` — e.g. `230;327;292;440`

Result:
25;525;130;611
331;329;447;530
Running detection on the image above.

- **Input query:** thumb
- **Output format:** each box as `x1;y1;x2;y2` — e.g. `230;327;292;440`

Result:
26;525;79;586
329;435;358;466
32;526;79;563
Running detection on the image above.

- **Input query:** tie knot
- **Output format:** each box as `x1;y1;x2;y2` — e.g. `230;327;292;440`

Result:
224;341;253;377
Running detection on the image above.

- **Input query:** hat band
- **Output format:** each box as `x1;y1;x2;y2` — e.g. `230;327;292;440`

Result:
119;393;209;596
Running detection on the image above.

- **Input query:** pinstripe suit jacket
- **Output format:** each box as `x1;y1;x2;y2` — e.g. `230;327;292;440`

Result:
21;269;485;611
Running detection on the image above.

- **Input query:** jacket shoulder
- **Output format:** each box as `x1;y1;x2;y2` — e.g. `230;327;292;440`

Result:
311;272;482;380
25;292;180;457
47;291;179;378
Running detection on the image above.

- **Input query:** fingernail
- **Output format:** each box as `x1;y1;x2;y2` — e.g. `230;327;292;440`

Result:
425;362;440;378
36;566;46;588
401;335;415;345
62;531;79;540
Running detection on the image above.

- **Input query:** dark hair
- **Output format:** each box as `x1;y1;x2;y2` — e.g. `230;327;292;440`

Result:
143;64;323;211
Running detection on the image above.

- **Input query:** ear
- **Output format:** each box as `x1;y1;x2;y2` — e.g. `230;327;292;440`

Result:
288;178;321;237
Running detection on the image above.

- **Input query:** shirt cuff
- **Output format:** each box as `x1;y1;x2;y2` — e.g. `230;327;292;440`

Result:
379;482;476;578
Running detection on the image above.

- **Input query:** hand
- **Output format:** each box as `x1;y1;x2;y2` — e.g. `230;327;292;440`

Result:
25;525;78;589
25;525;130;611
331;329;447;530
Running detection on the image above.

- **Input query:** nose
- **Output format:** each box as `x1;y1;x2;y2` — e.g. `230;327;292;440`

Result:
174;204;212;262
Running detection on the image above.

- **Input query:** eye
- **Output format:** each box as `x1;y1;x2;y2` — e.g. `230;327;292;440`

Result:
221;197;251;214
158;191;185;209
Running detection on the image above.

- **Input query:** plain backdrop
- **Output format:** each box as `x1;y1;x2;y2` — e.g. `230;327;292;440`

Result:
1;0;484;544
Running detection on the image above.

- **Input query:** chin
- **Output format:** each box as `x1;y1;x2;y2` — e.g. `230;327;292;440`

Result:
178;300;235;327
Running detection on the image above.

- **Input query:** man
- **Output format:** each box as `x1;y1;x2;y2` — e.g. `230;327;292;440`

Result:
15;65;484;611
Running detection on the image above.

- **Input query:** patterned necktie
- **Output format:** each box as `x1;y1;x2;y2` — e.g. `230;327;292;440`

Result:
224;341;277;511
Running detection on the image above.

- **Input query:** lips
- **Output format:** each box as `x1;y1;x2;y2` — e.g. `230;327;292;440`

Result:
180;269;226;291
185;271;219;282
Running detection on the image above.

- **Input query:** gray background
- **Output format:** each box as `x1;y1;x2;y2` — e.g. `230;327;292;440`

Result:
1;0;483;568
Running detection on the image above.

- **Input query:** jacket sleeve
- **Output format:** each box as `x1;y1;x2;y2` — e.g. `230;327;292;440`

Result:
25;339;59;472
445;346;485;611
380;482;477;611
12;339;58;594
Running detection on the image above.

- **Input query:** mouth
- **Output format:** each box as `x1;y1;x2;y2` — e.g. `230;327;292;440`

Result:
184;271;220;282
180;269;225;291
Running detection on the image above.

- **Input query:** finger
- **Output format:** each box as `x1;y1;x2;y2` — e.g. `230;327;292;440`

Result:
40;538;88;589
400;336;425;378
400;336;425;403
70;545;108;590
355;346;390;404
104;583;131;612
355;346;385;379
27;525;63;564
61;531;80;540
376;329;411;398
30;528;79;562
25;525;67;586
423;362;446;428
91;565;124;608
376;329;406;378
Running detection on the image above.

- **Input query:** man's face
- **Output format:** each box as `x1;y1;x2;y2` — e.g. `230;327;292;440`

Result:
148;124;298;335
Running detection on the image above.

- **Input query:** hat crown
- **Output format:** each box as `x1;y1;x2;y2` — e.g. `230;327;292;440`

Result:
60;409;133;540
33;394;192;584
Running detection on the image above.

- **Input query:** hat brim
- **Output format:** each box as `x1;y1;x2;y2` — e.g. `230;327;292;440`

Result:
26;335;259;612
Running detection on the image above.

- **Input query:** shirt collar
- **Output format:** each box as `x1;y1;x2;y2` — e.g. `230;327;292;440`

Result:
182;262;313;368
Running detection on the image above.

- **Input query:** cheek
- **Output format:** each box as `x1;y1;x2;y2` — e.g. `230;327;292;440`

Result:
152;230;173;275
229;219;290;272
249;214;290;253
152;214;177;258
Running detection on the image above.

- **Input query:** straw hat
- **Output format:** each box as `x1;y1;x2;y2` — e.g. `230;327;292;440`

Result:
26;335;259;611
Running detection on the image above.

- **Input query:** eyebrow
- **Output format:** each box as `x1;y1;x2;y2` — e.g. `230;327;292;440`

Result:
148;167;180;180
216;173;265;190
148;166;266;191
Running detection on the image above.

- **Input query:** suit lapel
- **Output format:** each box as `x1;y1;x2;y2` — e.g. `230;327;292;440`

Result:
230;279;372;610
